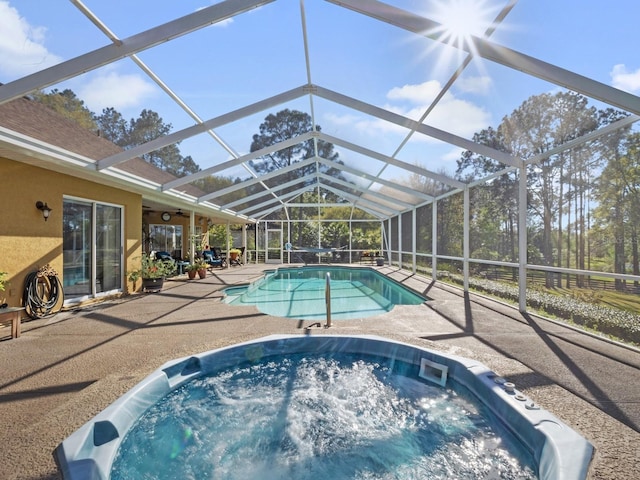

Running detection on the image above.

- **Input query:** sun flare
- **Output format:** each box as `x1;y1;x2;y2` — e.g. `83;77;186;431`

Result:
431;0;497;48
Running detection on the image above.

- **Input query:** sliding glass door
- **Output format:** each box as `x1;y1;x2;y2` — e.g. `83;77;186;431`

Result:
63;198;123;302
63;200;93;298
96;204;122;293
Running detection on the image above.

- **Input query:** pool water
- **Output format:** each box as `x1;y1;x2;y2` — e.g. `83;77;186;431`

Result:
224;266;425;320
111;352;536;479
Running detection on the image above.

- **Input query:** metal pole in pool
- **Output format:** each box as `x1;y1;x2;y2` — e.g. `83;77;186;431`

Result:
325;272;332;328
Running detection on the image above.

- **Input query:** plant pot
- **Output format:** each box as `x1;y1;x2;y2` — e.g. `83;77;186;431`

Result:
187;270;197;280
376;258;385;266
142;277;164;292
197;268;207;279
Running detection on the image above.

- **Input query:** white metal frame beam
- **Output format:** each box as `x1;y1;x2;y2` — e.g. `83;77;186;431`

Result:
220;176;307;211
98;87;308;171
321;184;396;217
163;131;315;191
200;157;317;202
70;0;241;162
329;0;640;116
528;114;640;165
317;172;413;211
177;134;438;218
241;186;312;217
315;86;521;168
92;79;498;199
150;88;468;196
0;0;274;105
388;0;519;162
315;157;433;202
319;132;465;189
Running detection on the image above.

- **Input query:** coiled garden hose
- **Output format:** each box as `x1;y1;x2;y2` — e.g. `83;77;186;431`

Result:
23;266;64;319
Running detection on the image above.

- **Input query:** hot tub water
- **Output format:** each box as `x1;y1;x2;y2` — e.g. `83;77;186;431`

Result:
111;353;536;479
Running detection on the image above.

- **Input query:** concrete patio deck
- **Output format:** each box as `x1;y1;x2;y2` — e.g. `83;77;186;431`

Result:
1;264;639;479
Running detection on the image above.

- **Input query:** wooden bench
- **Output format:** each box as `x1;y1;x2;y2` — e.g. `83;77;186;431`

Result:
0;307;25;339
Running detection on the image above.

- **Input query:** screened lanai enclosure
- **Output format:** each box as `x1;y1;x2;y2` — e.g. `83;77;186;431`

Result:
1;0;640;318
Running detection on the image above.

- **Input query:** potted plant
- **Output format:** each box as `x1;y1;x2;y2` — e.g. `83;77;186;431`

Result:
228;248;242;262
0;271;7;308
185;262;199;280
127;269;141;292
194;258;209;279
130;253;177;292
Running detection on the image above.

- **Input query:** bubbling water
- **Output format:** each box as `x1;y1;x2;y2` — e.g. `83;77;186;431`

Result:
111;354;537;479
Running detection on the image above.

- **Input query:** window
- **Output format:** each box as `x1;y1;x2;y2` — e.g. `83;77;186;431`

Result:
149;224;183;255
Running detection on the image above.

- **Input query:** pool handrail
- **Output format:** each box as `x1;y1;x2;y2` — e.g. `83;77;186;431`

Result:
325;272;331;328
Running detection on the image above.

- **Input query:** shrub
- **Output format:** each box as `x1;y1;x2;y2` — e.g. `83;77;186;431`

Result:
437;271;640;345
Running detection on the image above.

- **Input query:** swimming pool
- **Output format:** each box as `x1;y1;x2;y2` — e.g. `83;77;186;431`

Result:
55;335;593;479
224;266;425;320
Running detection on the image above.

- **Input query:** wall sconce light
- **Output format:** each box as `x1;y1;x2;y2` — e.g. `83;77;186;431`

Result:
36;201;53;221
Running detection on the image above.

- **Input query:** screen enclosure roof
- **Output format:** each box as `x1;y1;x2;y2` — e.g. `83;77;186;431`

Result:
1;0;639;222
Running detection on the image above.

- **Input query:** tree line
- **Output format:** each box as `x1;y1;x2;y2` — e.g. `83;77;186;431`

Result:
453;91;639;289
33;89;199;177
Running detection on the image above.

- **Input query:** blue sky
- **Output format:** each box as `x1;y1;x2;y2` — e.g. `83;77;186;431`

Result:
2;0;640;183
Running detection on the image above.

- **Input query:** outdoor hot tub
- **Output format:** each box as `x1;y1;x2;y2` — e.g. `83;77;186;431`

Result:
54;335;593;479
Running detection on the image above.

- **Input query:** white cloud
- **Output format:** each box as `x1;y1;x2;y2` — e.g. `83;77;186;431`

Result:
0;1;62;78
387;80;442;104
454;75;492;95
441;146;465;163
425;97;490;138
611;64;640;93
324;111;361;127
76;69;156;112
347;80;491;141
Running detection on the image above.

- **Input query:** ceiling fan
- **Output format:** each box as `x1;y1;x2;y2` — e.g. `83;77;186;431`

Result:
175;209;185;217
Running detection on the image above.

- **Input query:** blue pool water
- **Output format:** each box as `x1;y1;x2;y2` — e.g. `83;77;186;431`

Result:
55;336;593;480
224;266;425;320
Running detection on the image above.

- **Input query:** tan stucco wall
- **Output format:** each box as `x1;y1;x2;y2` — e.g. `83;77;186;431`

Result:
0;158;142;307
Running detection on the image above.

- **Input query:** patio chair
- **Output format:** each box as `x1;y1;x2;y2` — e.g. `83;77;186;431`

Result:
154;251;173;262
204;248;227;269
213;247;227;264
